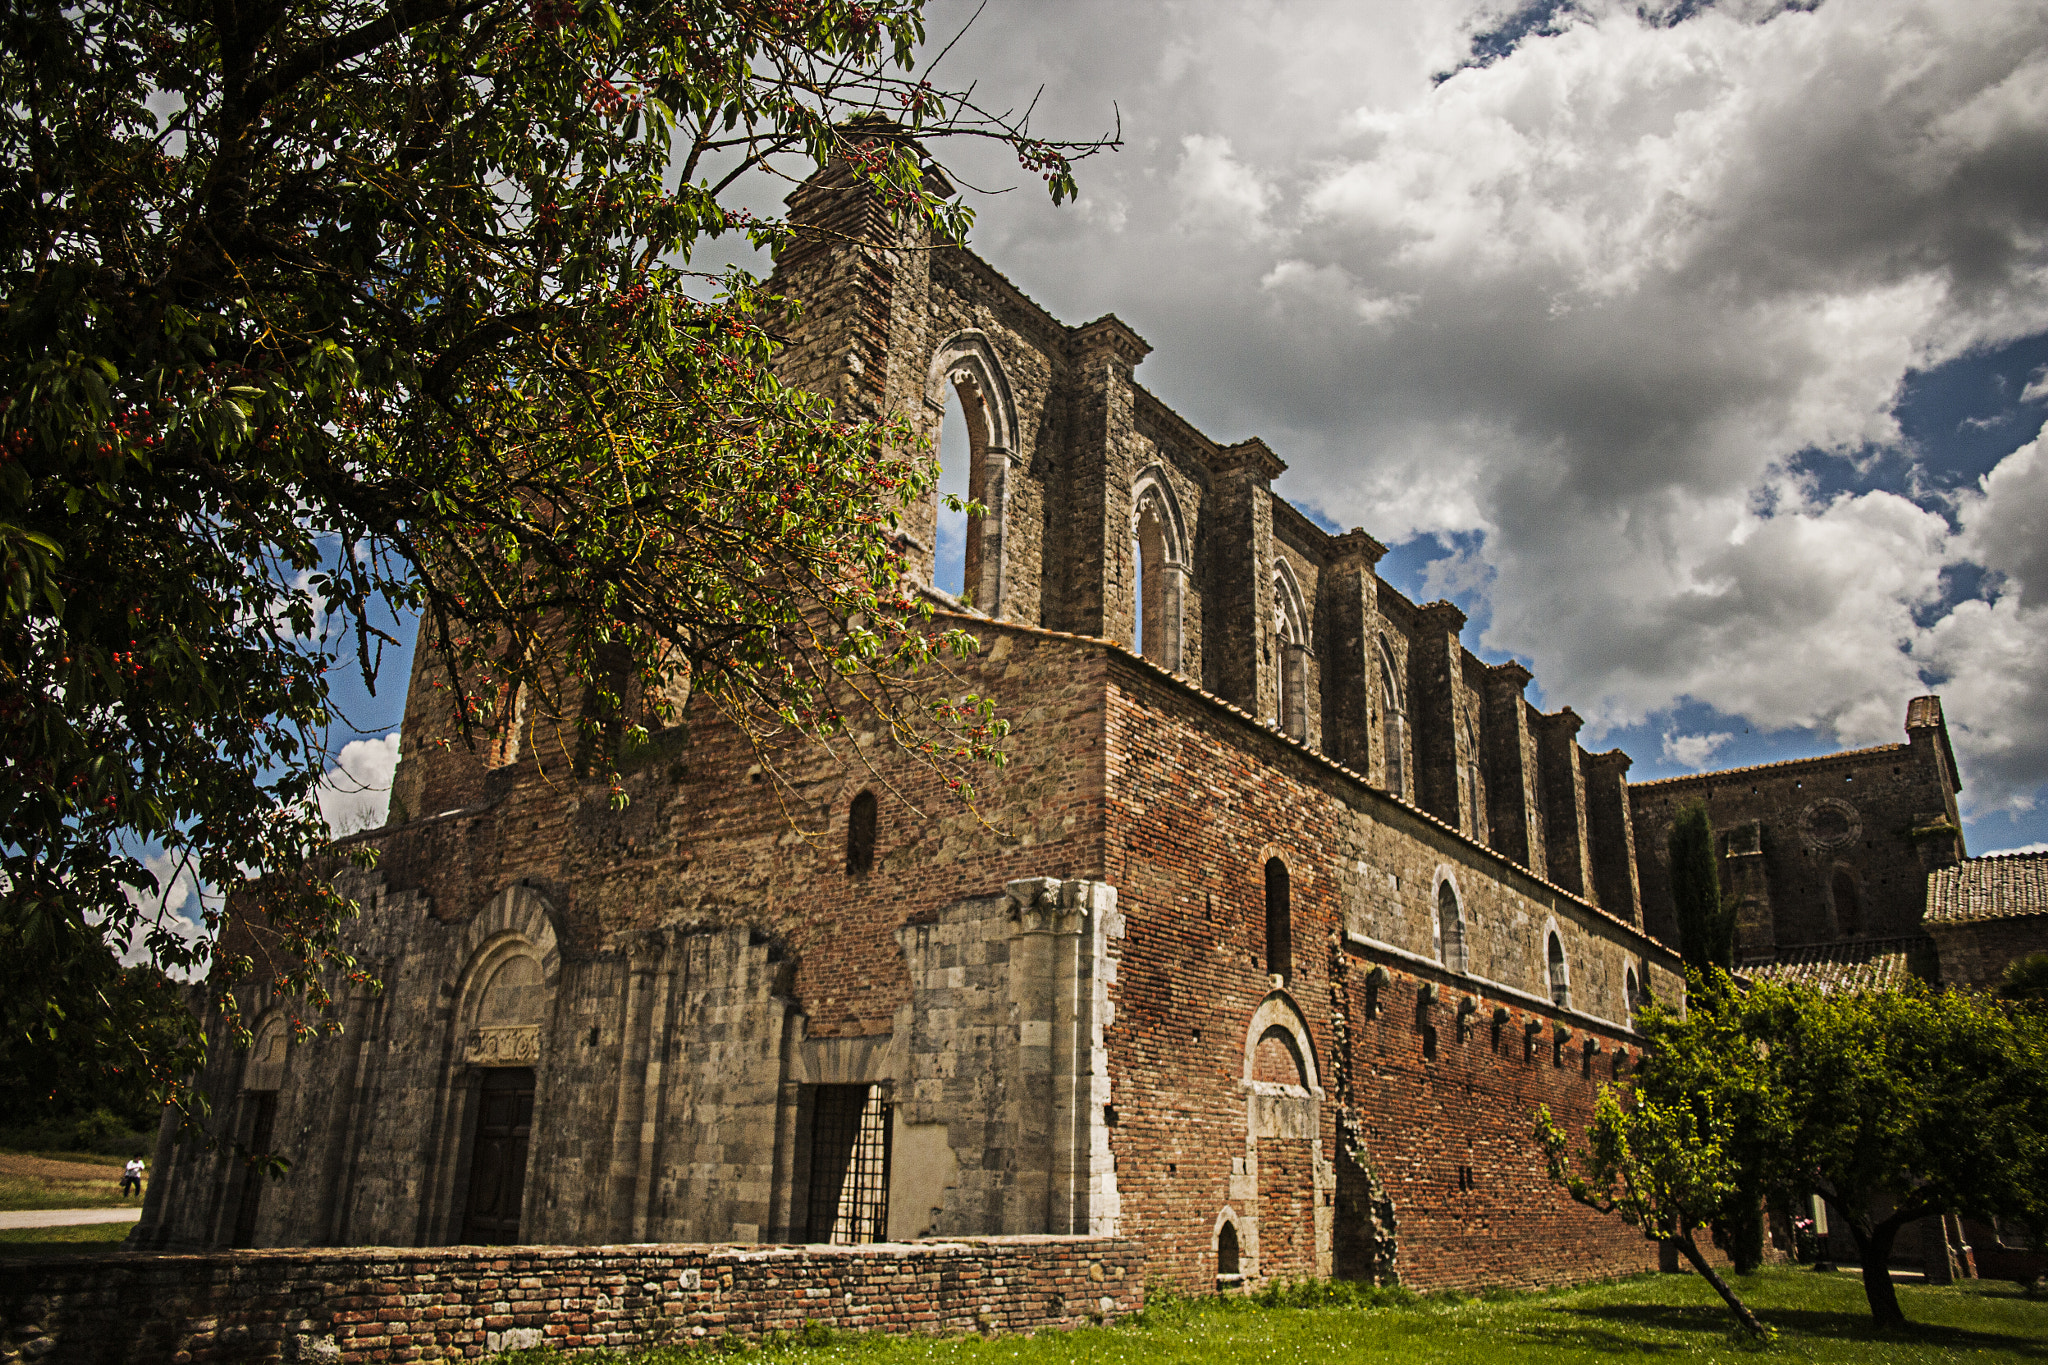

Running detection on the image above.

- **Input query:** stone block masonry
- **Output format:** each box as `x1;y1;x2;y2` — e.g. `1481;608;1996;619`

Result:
0;1236;1143;1365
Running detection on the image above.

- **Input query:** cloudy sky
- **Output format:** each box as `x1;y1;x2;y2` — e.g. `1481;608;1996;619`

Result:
891;0;2048;855
321;0;2048;860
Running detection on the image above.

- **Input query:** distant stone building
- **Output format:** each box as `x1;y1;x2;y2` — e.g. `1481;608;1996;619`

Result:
133;164;2024;1293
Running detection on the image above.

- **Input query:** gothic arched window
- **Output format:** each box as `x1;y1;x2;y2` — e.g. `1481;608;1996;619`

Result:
1832;867;1861;938
1274;565;1309;742
1379;637;1407;799
1132;473;1188;671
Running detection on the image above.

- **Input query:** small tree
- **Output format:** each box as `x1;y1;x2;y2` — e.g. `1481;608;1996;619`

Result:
1536;1089;1769;1337
1633;969;1776;1273
1748;981;2048;1328
1667;802;1736;974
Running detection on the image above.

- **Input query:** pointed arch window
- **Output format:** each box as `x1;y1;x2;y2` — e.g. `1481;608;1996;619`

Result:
1274;565;1310;742
1131;471;1188;671
1379;637;1407;799
926;334;1018;614
847;790;878;877
1832;867;1861;937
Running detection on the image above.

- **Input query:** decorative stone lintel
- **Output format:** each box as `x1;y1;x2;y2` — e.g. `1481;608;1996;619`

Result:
465;1025;540;1066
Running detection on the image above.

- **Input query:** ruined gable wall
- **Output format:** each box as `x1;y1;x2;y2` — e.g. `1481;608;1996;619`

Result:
1631;734;1955;950
1098;652;1681;1292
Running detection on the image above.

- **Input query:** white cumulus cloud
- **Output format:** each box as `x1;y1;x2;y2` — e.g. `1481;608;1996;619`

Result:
317;733;402;837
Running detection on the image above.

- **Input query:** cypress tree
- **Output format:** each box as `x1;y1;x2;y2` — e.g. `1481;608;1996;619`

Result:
1668;801;1737;973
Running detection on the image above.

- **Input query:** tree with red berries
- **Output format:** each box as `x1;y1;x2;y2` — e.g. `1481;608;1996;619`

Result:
0;0;1109;1135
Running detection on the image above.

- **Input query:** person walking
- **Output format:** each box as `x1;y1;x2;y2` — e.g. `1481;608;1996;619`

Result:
121;1157;145;1199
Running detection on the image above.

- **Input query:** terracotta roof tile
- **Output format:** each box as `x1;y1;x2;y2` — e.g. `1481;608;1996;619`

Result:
1740;937;1926;993
1925;852;2048;924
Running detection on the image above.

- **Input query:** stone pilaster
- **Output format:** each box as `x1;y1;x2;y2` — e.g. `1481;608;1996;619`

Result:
1058;316;1151;640
1583;750;1643;924
1317;529;1389;774
1480;661;1545;875
1408;601;1471;833
1201;438;1285;716
1535;709;1594;898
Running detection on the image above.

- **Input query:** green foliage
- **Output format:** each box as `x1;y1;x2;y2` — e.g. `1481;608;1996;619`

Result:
2002;951;2048;1006
1536;1086;1768;1336
1536;1088;1739;1241
0;0;1107;1133
1244;1277;1420;1310
1633;972;2048;1328
1666;802;1736;973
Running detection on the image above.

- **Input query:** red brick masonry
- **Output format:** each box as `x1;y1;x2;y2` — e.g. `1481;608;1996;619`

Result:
0;1235;1144;1364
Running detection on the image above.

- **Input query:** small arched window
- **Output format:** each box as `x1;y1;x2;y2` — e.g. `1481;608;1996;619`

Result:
1379;637;1406;799
1437;882;1466;975
1624;966;1642;1026
1217;1219;1241;1276
1264;857;1292;982
1547;933;1570;1010
1832;868;1861;938
847;790;878;877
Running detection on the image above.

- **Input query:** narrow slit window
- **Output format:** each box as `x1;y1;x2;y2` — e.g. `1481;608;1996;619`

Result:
1547;933;1570;1010
1264;857;1292;982
807;1084;891;1244
847;791;877;877
1437;883;1466;975
1217;1219;1241;1276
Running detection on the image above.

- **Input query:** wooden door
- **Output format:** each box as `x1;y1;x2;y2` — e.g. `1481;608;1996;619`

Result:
461;1068;534;1244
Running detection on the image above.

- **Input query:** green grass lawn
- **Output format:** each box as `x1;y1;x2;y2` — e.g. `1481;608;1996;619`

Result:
0;1148;141;1210
486;1269;2047;1365
0;1221;137;1258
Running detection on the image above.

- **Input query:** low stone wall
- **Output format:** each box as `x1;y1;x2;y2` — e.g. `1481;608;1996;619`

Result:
0;1236;1144;1364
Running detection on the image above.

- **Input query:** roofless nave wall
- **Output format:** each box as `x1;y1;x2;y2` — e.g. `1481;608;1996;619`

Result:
770;164;1655;931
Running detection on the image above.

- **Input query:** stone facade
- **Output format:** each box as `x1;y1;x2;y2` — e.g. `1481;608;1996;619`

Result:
1629;696;1965;954
143;165;1710;1295
0;1237;1143;1364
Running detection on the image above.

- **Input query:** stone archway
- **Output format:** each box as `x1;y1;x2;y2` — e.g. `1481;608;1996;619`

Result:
1237;993;1333;1281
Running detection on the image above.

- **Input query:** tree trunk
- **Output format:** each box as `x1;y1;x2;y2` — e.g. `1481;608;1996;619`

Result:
1847;1215;1907;1329
1669;1230;1769;1337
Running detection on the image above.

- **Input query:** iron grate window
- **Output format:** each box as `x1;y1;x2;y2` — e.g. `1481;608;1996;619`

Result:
807;1084;890;1244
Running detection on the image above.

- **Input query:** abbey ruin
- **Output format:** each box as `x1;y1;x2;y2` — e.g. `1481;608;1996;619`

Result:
134;166;2044;1292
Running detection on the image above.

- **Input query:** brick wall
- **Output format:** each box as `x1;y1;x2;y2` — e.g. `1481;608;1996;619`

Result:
0;1237;1143;1365
1098;653;1684;1294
